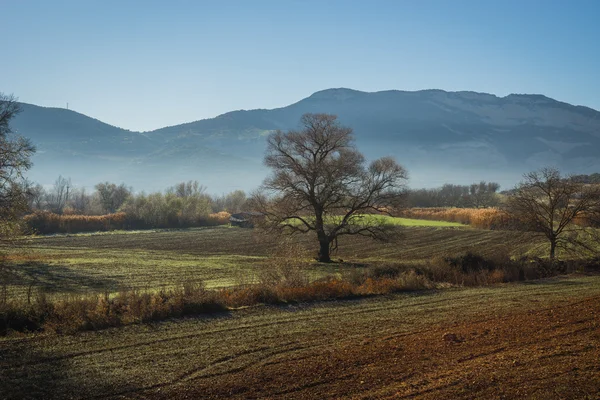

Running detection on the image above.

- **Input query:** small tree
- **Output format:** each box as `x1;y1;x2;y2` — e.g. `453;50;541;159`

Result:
469;181;500;208
506;167;600;260
223;190;246;213
0;93;35;238
95;182;132;214
27;182;46;210
252;113;408;262
46;175;72;214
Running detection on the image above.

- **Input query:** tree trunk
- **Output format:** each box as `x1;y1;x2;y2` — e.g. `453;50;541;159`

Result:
550;238;557;260
318;238;332;263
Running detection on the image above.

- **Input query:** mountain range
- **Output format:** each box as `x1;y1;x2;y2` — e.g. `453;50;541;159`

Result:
11;88;600;193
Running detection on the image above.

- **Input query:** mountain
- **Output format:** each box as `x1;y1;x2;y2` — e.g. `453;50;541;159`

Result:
11;89;600;192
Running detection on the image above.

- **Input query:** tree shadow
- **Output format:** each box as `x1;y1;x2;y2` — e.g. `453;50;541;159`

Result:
518;276;587;286
0;339;137;399
6;261;122;295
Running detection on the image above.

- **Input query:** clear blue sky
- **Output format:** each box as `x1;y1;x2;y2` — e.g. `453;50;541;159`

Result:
2;0;599;131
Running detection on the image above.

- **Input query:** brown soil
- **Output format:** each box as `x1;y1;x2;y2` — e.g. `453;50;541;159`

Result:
151;296;600;399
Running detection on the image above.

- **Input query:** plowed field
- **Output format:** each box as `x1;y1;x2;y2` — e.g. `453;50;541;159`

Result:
1;275;599;399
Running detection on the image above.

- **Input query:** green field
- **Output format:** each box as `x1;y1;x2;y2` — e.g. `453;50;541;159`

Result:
366;215;466;227
3;224;542;299
290;214;466;227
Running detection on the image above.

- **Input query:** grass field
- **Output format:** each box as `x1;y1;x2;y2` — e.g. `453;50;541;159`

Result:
2;224;543;298
291;215;467;228
369;215;466;227
1;274;599;399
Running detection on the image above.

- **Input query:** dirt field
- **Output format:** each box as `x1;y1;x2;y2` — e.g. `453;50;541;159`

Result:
1;274;598;399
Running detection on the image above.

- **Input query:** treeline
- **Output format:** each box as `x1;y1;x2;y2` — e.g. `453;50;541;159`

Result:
24;178;246;233
405;181;501;208
571;173;600;184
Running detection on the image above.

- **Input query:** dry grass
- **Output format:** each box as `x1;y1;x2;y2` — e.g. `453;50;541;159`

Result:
24;211;128;234
23;211;231;234
203;211;231;226
398;207;514;229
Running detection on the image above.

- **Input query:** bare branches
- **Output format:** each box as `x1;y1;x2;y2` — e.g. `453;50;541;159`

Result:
506;167;600;259
251;113;408;262
0;93;36;239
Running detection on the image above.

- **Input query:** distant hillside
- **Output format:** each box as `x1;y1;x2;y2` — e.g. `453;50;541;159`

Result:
11;89;600;192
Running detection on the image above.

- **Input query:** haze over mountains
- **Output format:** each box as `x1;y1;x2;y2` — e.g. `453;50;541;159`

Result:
12;88;600;193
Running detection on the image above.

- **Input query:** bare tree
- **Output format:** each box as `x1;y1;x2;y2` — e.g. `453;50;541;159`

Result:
46;175;71;214
439;184;470;207
95;182;132;213
251;113;408;262
506;167;600;260
469;181;500;208
0;93;36;238
224;190;246;213
27;183;46;210
168;181;206;198
70;187;91;214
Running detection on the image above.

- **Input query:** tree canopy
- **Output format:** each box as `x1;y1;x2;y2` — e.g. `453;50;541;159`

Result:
0;93;35;238
252;113;408;262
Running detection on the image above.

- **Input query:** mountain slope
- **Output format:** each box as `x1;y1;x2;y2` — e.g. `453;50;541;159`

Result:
11;89;600;192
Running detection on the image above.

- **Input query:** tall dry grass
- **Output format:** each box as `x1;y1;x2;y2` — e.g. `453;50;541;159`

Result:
23;211;232;234
398;207;515;229
24;211;128;234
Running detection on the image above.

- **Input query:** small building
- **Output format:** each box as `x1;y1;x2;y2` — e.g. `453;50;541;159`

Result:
229;212;263;228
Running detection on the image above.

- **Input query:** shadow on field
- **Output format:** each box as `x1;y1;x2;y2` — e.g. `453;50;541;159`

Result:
0;342;135;399
7;261;121;295
518;276;588;286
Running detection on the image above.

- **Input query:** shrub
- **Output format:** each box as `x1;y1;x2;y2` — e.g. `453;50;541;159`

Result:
444;252;496;273
257;238;310;288
367;264;405;280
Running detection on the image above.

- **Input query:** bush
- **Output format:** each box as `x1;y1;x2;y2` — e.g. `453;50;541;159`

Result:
367;264;405;280
444;252;496;273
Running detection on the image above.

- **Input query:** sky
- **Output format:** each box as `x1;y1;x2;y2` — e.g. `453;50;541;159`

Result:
2;0;600;132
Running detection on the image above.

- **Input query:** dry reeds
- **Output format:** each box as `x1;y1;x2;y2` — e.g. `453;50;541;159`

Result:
24;211;128;234
398;207;515;229
23;210;232;234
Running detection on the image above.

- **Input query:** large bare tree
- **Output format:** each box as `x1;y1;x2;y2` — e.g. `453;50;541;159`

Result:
252;113;408;262
506;167;600;260
0;93;35;238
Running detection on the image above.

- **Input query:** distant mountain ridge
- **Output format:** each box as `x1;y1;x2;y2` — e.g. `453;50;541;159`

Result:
11;88;600;192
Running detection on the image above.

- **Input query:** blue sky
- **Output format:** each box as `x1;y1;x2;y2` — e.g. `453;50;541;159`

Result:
2;0;599;131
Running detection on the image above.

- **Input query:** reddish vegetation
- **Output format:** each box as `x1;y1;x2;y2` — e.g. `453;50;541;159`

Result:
398;207;515;229
155;295;600;399
573;211;600;228
23;211;231;234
